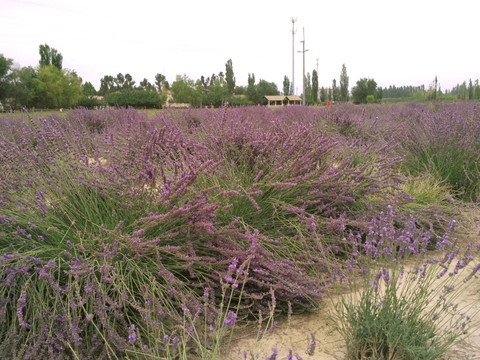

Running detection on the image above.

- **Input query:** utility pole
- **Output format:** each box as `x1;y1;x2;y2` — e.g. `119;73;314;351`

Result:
291;17;297;96
298;27;308;105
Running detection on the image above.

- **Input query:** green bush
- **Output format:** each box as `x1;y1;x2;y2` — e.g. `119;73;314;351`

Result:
76;96;104;109
331;263;473;360
105;89;162;108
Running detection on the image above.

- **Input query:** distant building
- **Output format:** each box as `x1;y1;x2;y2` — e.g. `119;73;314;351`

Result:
264;95;302;107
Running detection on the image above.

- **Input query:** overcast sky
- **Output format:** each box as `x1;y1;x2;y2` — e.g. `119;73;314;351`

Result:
1;0;479;93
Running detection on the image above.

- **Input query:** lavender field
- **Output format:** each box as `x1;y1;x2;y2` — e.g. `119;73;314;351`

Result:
1;102;480;359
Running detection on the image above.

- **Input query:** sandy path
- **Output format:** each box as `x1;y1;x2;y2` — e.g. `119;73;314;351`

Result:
226;308;345;359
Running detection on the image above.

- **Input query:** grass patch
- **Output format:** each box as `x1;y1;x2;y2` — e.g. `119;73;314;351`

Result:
401;175;455;210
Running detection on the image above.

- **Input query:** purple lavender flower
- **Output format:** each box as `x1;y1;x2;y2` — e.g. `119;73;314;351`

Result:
128;324;136;343
305;333;316;355
266;348;278;360
224;310;237;325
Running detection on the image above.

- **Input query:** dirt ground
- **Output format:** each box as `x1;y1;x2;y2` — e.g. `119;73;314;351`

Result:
226;206;480;360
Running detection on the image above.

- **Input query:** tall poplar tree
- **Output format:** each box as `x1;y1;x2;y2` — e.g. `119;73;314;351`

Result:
225;58;235;95
312;70;318;103
247;73;256;102
339;63;349;102
155;73;166;91
332;79;339;102
468;79;474;100
39;44;63;70
283;75;291;95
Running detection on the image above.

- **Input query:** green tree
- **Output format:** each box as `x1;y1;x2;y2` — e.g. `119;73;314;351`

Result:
138;78;155;91
39;44;51;67
304;72;312;104
283;75;291;96
171;75;201;107
99;75;114;95
7;66;36;108
320;87;327;103
155;73;166;91
196;75;209;100
376;87;383;101
124;73;135;89
247;73;256;103
339;63;349;102
62;69;83;106
332;78;340;102
39;44;63;69
37;65;63;108
37;65;82;108
83;81;97;96
225;58;235;95
458;81;467;100
351;78;378;104
312;70;318;103
235;86;246;95
204;79;228;107
30;76;49;108
427;76;439;100
0;54;13;100
114;73;125;89
468;79;474;100
256;79;279;105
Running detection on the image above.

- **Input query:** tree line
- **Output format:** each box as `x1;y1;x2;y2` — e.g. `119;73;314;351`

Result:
1;44;479;110
0;45;281;110
381;78;480;102
0;45;352;109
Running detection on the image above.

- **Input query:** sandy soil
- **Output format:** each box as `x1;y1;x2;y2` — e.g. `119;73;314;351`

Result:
225;206;480;360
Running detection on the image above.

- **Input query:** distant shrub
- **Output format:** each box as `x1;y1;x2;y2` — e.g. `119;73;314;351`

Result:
105;89;162;108
76;96;104;109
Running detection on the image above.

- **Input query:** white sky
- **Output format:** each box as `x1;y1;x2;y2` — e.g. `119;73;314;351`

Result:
1;0;479;93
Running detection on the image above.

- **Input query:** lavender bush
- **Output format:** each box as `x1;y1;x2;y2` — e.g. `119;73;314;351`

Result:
0;103;477;359
393;102;480;201
331;215;480;360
